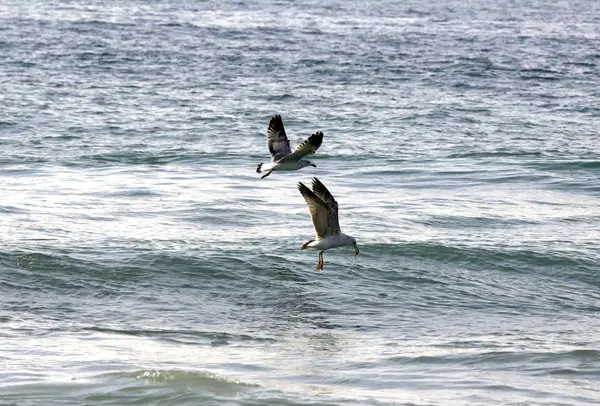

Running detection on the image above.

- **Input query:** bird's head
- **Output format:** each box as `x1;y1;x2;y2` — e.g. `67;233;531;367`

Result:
301;160;317;168
345;236;359;256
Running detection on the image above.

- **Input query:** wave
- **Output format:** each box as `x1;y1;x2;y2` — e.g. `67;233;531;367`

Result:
447;151;544;159
527;160;600;171
385;349;600;376
3;236;598;286
1;370;261;406
361;242;600;285
0;249;263;294
0;204;28;214
80;151;199;166
84;326;277;345
103;369;259;389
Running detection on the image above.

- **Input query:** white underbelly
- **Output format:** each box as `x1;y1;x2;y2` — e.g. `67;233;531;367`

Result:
272;162;300;171
309;236;345;250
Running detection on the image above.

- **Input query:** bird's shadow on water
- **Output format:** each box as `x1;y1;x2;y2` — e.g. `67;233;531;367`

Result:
231;258;351;332
266;267;350;354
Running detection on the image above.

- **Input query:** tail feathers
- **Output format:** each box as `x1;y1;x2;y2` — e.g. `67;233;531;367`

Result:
300;240;314;250
256;163;263;173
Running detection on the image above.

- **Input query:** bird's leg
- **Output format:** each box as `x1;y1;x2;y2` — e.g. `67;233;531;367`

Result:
316;251;324;271
261;170;273;179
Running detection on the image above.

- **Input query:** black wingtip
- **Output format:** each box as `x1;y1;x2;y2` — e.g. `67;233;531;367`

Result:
269;114;284;128
311;177;324;190
311;177;334;201
297;181;308;192
309;131;324;149
298;181;314;199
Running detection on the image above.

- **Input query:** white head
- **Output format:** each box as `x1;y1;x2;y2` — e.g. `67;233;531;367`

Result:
342;234;359;256
299;160;317;169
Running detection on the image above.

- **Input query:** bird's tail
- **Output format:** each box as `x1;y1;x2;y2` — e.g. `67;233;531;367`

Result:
256;163;263;173
300;240;314;250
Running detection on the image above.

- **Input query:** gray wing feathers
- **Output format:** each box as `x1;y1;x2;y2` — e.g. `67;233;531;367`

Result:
310;178;340;234
267;115;292;161
298;178;341;239
279;131;323;163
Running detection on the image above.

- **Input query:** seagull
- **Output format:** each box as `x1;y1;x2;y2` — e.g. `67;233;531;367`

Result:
256;115;323;179
297;177;359;271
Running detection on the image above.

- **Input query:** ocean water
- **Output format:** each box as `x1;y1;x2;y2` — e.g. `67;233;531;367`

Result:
1;0;600;404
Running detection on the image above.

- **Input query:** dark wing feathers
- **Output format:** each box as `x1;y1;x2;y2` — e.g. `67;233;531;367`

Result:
312;177;340;235
267;115;292;161
311;177;336;207
266;115;323;163
297;178;341;239
298;181;330;239
278;131;323;163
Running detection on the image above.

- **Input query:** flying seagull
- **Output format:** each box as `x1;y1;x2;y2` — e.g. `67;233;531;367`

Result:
298;177;359;271
256;115;323;179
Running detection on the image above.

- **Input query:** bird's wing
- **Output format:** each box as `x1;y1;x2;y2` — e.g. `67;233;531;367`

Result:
278;131;323;163
267;115;292;161
297;178;340;240
310;177;340;235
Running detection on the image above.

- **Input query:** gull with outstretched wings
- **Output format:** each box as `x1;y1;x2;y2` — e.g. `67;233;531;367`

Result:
297;178;359;271
256;115;323;179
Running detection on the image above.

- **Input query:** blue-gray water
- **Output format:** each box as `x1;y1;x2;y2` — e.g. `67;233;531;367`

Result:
1;0;600;405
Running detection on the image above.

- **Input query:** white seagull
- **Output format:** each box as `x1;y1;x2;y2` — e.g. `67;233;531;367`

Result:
256;115;323;179
298;177;359;271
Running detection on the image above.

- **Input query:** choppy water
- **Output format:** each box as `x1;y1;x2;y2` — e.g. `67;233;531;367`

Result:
1;0;600;405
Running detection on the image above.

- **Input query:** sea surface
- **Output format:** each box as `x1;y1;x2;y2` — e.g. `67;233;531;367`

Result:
1;0;600;405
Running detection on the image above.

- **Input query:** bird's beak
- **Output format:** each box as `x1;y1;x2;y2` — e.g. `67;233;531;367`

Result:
311;164;317;167
354;245;359;256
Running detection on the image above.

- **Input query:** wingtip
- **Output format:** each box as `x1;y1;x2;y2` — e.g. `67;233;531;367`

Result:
310;131;324;148
268;114;285;133
311;177;333;199
298;181;315;199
